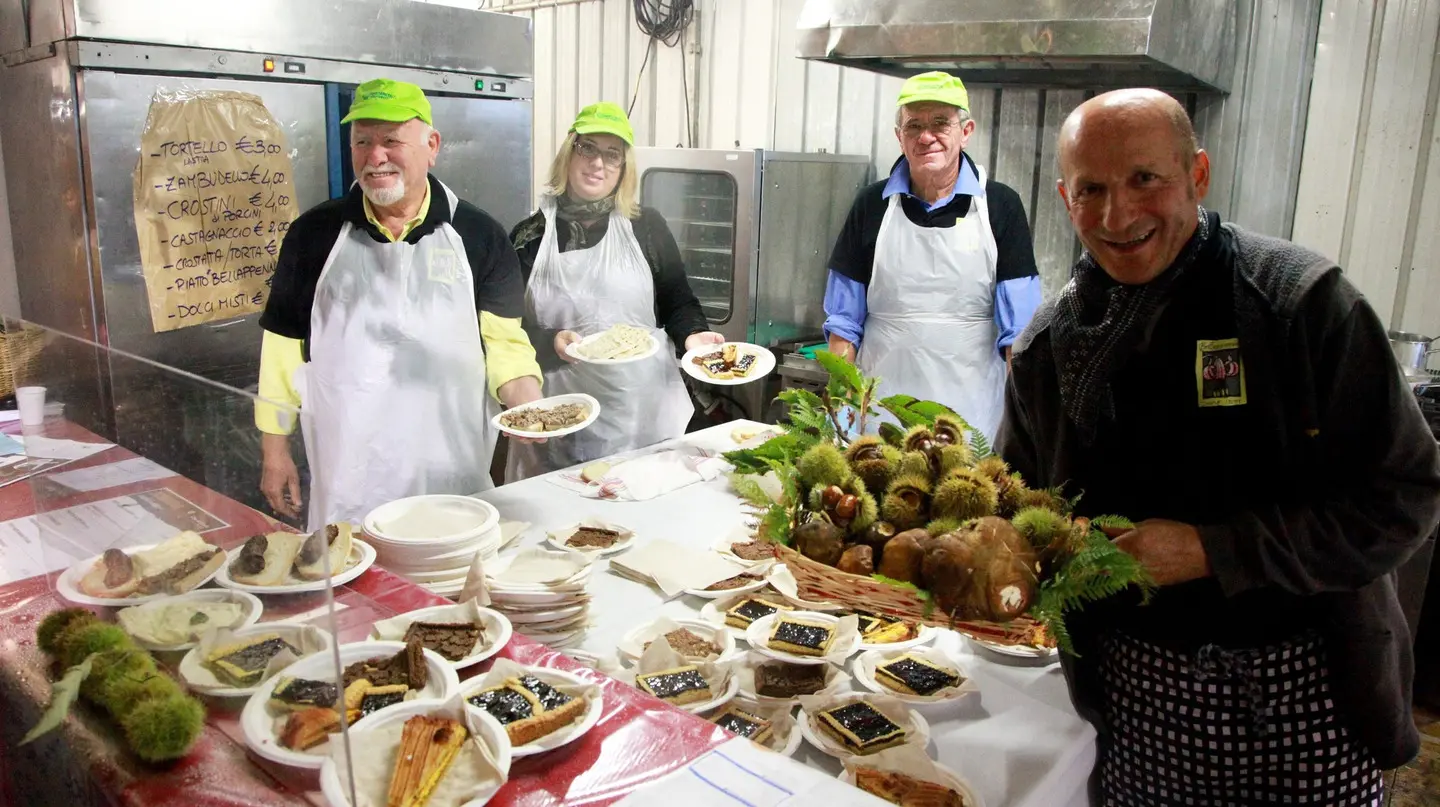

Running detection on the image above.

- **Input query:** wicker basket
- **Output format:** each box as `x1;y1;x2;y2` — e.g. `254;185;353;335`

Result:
0;325;45;399
774;542;1046;647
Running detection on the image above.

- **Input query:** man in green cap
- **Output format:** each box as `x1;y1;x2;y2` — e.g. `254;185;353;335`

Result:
255;78;544;529
823;70;1040;443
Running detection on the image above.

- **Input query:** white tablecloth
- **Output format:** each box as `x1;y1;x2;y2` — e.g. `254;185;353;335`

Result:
478;421;1094;807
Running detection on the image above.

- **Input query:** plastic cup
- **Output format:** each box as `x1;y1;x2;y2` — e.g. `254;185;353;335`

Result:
15;386;46;426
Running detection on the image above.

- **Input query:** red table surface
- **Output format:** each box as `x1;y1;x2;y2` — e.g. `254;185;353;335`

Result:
0;423;727;806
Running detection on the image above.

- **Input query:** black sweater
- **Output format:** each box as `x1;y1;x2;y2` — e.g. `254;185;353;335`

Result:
510;206;710;371
997;219;1440;778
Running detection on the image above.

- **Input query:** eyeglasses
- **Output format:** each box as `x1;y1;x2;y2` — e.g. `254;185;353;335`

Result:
573;137;625;169
900;118;961;139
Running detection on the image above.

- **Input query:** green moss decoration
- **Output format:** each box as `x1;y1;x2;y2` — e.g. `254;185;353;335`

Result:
120;695;206;764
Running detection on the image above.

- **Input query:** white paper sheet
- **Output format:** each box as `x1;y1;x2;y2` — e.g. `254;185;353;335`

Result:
14;435;115;461
42;457;176;492
612;738;887;806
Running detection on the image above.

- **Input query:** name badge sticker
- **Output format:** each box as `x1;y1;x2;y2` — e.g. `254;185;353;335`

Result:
1196;338;1247;407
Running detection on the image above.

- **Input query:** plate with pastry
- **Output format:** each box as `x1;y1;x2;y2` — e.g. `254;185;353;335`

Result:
839;747;986;807
565;323;660;365
214;526;375;594
492;393;600;439
848;612;938;652
179;621;333;698
57;531;228;606
698;591;795;634
735;652;851;706
682;562;775;599
853;647;979;705
459;658;603;757
796;694;931;760
116;588;263;652
618;616;735;663
320;696;511;807
745;611;861;666
708;698;804;757
962;622;1060;661
680;342;776;386
543;519;635;557
241;638;458;769
368;600;512;671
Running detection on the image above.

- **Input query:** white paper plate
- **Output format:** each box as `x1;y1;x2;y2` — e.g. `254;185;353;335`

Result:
682;671;740;714
684;571;772;600
680;342;776;386
492;393;601;439
856;622;941;653
965;634;1060;661
852;647;980;705
564;328;661;365
179;622;335;698
746;611;859;666
214;539;376;595
722;698;804;757
56;543;228;607
488;588;587;607
523;627;588;647
459;666;604;757
118;589;263;652
838;760;986;807
618;618;736;663
734;650;852;706
367;604;513;671
543;522;635;557
240;640;460;770
797;699;930;760
363;495;499;550
319;698;511;807
503;602;587;625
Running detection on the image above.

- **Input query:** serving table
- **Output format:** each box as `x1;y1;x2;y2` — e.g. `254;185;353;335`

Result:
477;420;1096;807
0;420;728;807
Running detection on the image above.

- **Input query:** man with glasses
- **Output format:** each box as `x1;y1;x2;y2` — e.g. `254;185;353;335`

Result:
255;78;544;528
824;71;1041;442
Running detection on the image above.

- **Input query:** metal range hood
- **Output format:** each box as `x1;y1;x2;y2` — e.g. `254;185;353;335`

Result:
797;0;1238;92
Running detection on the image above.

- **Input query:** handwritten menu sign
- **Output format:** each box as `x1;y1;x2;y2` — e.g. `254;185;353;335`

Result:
132;90;300;332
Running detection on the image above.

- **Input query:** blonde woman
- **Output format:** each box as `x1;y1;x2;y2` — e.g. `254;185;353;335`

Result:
506;102;722;480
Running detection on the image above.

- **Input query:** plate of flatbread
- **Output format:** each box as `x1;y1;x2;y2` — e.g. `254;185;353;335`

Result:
566;324;660;364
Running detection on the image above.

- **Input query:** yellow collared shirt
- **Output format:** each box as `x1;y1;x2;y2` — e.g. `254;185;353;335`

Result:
363;184;430;242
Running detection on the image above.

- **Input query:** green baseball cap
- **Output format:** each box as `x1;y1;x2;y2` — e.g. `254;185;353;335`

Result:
342;79;433;126
570;102;634;146
896;71;970;112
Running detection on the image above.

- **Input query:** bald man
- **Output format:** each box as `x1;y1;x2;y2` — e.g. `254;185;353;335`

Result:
996;89;1440;805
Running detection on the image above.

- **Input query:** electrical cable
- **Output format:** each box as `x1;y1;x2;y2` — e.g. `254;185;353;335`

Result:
628;0;695;144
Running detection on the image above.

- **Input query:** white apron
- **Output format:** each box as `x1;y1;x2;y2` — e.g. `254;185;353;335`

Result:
506;196;694;481
858;164;1007;443
296;183;497;531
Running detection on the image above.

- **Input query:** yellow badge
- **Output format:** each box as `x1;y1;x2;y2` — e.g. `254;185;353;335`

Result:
1196;338;1247;407
427;248;459;284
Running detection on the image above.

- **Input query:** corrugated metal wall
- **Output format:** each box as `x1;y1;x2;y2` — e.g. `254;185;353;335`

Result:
1292;0;1440;350
501;0;1354;306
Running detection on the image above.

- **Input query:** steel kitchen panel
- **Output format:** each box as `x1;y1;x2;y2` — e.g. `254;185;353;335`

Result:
78;70;329;387
423;95;534;238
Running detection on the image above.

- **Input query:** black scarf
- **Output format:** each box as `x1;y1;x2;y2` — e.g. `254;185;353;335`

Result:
1050;207;1214;445
554;193;615;250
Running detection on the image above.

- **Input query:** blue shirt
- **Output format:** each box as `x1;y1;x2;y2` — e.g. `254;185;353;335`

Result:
823;155;1042;355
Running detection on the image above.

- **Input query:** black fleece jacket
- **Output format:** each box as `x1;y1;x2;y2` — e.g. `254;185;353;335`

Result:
997;219;1440;779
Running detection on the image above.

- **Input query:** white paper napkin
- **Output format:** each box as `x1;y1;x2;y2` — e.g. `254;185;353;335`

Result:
546;446;727;501
609;539;753;598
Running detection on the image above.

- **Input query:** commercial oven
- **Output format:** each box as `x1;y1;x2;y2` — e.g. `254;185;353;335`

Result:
634;148;872;423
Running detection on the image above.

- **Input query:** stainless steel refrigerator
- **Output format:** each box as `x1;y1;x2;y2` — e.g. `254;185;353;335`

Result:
0;0;534;514
634;148;872;422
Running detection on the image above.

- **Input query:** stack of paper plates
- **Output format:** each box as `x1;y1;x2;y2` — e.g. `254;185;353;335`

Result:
363;495;501;595
483;549;593;649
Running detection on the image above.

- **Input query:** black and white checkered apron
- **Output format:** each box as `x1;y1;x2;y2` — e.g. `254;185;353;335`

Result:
1098;631;1384;806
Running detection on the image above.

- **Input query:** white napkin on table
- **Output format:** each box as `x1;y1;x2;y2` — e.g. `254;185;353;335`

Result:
546;446;727;501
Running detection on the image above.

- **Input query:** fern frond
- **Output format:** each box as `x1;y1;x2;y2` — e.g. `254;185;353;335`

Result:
729;473;773;509
1090;514;1136;531
969;429;992;460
